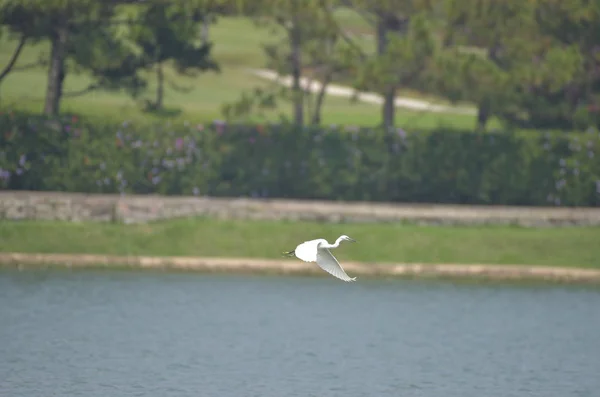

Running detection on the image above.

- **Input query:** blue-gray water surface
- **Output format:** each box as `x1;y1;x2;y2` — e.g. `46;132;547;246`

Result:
1;269;599;397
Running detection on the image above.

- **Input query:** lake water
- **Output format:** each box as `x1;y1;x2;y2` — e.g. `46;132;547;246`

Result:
1;268;599;397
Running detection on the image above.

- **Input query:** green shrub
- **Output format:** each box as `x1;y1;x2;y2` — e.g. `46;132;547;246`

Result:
1;110;599;206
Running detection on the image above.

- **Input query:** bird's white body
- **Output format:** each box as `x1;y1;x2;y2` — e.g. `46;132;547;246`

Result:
285;235;357;282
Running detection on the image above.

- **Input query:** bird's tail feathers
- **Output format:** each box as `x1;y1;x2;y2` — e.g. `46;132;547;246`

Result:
282;250;296;257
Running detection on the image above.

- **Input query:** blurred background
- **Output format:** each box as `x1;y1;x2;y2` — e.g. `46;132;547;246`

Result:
1;1;600;396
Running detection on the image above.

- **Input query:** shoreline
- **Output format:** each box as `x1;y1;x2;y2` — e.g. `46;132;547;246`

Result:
2;253;600;285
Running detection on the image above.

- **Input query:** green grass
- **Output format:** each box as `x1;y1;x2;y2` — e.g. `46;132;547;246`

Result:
0;15;485;129
1;218;599;268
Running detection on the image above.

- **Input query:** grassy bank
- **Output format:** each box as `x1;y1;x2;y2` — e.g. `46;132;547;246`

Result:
1;218;599;268
0;14;487;129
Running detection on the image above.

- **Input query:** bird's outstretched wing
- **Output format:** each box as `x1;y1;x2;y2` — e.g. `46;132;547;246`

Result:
294;239;321;262
316;247;356;282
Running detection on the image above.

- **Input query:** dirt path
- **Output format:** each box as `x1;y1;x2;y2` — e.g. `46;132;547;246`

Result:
2;253;599;285
249;68;477;115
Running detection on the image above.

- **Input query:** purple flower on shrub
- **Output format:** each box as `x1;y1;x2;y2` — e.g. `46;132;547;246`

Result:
249;137;256;144
570;142;581;152
19;154;26;167
555;179;566;190
175;138;184;150
15;168;23;175
152;175;161;185
396;128;407;139
0;168;10;181
559;158;566;167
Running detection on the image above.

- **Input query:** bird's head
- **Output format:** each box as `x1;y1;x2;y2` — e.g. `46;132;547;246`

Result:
339;235;356;243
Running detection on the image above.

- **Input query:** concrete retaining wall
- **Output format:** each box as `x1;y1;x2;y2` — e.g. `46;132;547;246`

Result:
1;191;600;227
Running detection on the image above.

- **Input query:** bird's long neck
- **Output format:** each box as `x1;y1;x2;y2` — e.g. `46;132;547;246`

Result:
331;237;345;248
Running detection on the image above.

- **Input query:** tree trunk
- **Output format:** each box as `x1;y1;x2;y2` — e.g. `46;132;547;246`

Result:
382;87;396;130
201;14;210;45
376;14;395;130
477;100;490;131
476;46;499;131
44;22;68;116
156;62;164;109
289;11;304;128
311;71;333;125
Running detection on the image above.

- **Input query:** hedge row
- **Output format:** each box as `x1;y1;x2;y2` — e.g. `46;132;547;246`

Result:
1;111;599;206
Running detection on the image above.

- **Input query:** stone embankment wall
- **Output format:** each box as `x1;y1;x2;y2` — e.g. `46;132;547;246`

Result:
2;253;600;284
2;191;600;226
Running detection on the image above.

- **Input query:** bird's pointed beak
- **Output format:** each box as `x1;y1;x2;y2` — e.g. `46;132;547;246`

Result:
348;238;357;243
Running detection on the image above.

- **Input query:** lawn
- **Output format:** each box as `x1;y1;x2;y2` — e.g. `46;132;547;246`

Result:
1;218;599;268
0;15;487;129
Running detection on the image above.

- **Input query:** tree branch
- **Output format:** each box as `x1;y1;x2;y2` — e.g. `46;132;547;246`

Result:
62;84;98;97
0;34;27;82
12;59;48;72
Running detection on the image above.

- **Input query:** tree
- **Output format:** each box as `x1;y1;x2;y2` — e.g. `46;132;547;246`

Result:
224;0;358;127
0;2;49;93
260;0;356;125
1;0;225;116
125;2;219;110
437;0;588;130
0;0;147;115
522;0;599;130
338;0;436;129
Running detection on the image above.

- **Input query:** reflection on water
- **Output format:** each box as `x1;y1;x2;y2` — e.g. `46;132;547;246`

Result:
1;268;599;397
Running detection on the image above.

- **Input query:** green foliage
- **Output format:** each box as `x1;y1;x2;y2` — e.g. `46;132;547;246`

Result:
1;111;599;206
439;0;599;130
121;2;220;109
356;12;436;93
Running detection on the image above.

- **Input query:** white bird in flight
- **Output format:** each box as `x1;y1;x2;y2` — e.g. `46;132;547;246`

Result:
283;235;357;282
